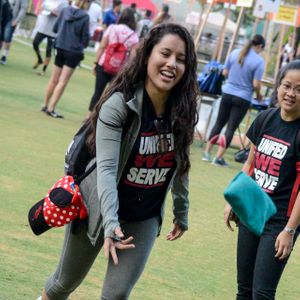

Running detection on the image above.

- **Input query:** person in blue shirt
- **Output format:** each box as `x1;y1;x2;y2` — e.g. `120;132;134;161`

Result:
202;35;265;167
102;0;121;29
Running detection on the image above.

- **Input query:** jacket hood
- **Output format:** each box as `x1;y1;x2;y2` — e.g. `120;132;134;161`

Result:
65;7;87;22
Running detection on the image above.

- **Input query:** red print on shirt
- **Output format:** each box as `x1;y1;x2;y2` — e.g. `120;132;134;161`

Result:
254;135;290;192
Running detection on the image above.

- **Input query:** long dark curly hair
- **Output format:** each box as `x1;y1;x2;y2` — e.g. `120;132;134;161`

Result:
87;23;199;176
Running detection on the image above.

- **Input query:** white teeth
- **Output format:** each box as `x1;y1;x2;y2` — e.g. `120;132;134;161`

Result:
161;71;175;78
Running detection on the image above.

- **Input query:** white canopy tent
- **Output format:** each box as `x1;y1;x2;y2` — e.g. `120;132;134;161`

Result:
203;12;246;36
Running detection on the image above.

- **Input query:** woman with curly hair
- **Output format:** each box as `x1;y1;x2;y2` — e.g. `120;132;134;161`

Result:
37;22;199;300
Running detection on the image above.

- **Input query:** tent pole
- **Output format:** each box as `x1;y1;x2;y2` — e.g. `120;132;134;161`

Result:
225;6;245;62
194;2;214;49
214;1;232;62
274;24;286;78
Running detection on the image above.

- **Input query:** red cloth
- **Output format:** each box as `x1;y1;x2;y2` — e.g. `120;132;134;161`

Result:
122;0;157;14
287;162;300;216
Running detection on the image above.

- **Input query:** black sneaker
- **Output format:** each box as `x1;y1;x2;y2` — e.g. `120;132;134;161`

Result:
40;106;48;112
212;157;229;167
1;56;6;65
46;110;64;118
33;60;43;69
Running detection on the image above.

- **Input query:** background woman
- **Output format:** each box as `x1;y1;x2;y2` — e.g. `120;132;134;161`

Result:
87;7;138;118
203;35;265;166
32;0;68;76
37;23;199;300
41;0;90;118
225;60;300;299
153;4;172;26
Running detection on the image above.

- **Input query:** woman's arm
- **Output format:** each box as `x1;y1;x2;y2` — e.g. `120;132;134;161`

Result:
222;68;229;78
95;35;109;63
168;171;189;240
82;17;90;48
96;94;128;239
275;192;300;260
253;79;263;101
53;8;65;33
224;143;255;230
96;95;136;263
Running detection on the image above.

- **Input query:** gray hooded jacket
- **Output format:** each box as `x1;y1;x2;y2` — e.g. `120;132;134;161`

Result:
53;5;90;53
79;83;189;246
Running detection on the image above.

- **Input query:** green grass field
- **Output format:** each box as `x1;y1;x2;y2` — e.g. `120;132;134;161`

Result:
0;41;299;300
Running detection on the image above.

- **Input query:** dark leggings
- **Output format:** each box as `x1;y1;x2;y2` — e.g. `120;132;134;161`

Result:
32;32;54;62
89;64;114;112
208;93;250;148
44;217;159;300
237;222;298;300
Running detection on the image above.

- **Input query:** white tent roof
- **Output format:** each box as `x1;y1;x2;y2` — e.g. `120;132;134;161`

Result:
203;12;245;36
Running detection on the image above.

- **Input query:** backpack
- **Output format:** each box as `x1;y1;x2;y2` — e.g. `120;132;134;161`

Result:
139;24;150;39
102;32;134;75
64;123;93;179
65;110;133;182
198;61;224;95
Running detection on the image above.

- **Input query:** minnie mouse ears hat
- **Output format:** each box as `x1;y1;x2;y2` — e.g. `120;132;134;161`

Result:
28;176;88;236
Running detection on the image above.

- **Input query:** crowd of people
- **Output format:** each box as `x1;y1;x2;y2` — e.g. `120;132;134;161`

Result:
1;0;300;299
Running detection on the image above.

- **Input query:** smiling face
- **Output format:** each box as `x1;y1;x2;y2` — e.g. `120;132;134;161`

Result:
277;69;300;120
145;34;186;101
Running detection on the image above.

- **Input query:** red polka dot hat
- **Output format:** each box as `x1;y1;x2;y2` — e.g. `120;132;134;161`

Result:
28;175;88;235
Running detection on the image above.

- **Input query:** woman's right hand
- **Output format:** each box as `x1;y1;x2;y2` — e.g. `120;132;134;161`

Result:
93;63;97;76
103;226;135;265
224;203;235;232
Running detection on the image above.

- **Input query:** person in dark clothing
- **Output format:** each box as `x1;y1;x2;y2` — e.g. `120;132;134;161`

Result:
153;3;172;25
32;0;68;75
102;0;121;29
36;23;199;300
203;35;265;167
225;60;300;300
86;7;138;118
41;0;90;118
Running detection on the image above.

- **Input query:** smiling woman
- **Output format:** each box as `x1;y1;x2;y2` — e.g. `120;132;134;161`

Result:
277;68;300;121
225;60;300;299
37;23;199;300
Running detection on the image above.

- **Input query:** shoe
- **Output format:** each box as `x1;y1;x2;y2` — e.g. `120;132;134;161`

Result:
40;106;48;112
1;56;6;65
33;60;43;69
212;157;229;167
202;152;212;162
36;296;42;300
46;110;64;118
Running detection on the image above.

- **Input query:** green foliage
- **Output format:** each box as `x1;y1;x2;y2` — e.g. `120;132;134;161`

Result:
0;41;300;300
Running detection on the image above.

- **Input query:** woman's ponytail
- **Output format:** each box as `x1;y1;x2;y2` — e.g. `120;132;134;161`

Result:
238;34;265;66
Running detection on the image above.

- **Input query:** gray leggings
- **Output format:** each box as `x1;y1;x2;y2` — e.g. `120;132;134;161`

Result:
45;217;160;300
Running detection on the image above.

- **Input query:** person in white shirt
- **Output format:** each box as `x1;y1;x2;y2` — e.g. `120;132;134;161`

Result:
32;0;68;75
280;34;295;69
87;0;102;38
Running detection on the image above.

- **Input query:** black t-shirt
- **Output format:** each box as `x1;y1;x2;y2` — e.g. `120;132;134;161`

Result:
247;108;300;221
117;90;177;221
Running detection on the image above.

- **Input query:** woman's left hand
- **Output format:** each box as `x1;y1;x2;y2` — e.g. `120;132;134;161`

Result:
166;223;185;241
275;231;294;260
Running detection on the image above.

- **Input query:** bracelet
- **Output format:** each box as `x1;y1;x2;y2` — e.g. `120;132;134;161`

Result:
284;227;296;236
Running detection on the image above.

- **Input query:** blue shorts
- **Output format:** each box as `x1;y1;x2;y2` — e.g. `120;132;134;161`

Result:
1;20;16;43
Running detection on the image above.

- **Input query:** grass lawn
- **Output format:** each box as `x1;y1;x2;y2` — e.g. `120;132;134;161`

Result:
0;40;299;300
